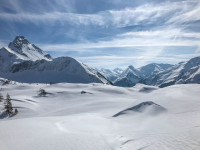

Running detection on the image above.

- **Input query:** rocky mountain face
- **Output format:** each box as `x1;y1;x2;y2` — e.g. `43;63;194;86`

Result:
0;36;111;84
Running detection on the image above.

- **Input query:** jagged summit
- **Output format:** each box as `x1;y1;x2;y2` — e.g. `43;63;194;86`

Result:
9;36;30;50
5;36;52;61
128;65;135;70
114;65;142;87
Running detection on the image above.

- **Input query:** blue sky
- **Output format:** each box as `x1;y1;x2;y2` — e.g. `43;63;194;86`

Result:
0;0;200;69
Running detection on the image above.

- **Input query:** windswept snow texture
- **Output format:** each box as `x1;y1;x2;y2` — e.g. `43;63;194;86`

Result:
0;83;200;150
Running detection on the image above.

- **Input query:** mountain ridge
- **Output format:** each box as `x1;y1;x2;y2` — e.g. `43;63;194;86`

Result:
112;57;200;88
0;36;111;84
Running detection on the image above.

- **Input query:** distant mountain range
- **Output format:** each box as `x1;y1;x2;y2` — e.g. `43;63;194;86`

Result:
0;36;111;84
0;36;199;87
147;57;200;87
95;68;123;82
113;63;173;87
98;58;200;88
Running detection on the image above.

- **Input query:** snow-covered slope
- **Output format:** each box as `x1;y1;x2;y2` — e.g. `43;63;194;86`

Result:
149;57;200;87
0;82;200;150
114;65;143;87
114;57;200;88
0;57;111;84
7;36;52;61
96;68;123;82
0;36;52;72
114;64;173;87
139;63;173;77
0;36;111;84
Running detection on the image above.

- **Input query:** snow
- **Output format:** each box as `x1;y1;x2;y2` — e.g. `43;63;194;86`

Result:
114;63;173;87
0;57;110;84
190;66;200;78
0;36;52;73
113;57;200;88
151;57;200;87
95;68;123;82
4;46;30;61
114;66;143;87
0;37;111;85
7;36;52;61
139;63;173;77
0;82;200;150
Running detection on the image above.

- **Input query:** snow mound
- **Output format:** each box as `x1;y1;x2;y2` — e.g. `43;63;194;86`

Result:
113;101;167;117
139;87;158;93
0;83;200;150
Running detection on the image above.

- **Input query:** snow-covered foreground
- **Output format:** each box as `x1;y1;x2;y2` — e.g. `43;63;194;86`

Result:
0;82;200;150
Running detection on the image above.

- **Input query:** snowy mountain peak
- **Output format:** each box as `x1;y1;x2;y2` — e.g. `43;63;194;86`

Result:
184;56;200;70
0;36;111;84
6;36;52;61
114;65;143;87
146;57;200;88
139;63;173;77
128;65;135;70
123;65;141;76
113;68;123;74
114;63;173;87
9;36;30;50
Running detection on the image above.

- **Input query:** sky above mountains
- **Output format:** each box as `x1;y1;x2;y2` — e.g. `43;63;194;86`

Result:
0;0;200;69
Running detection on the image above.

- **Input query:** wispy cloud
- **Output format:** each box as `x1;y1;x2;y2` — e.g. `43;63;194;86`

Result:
39;26;200;68
1;1;199;27
75;52;200;69
0;0;200;68
0;40;7;48
40;28;200;51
